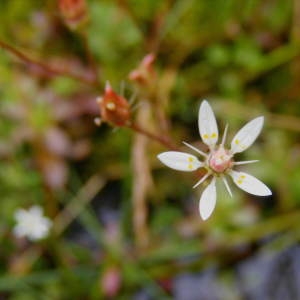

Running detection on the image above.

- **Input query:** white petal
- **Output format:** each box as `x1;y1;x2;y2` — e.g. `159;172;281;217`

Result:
29;205;43;217
28;231;44;241
13;225;27;238
29;224;50;241
230;117;264;154
199;100;218;147
229;170;272;196
157;151;202;171
14;209;27;222
41;218;52;230
199;178;217;220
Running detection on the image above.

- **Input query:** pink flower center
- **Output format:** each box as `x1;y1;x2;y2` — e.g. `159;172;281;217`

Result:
209;147;232;173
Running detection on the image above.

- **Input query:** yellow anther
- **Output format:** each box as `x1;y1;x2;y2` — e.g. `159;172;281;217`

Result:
203;134;209;139
237;179;243;185
188;157;194;162
211;133;217;138
106;102;116;110
188;164;193;170
240;175;246;179
235;139;240;145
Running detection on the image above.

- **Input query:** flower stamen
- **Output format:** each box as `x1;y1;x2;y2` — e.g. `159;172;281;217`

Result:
234;160;259;165
193;171;211;189
221;124;228;146
182;141;207;157
222;176;232;197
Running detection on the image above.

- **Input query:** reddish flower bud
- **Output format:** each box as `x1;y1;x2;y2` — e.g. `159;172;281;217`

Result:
129;53;156;86
101;266;122;298
96;82;131;127
58;0;88;29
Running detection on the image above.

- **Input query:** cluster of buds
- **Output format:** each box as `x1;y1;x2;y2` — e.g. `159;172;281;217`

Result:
58;0;88;30
95;54;158;127
129;53;156;87
95;82;131;127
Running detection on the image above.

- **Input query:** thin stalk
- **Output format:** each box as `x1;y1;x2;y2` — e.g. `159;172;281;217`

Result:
128;122;177;150
0;40;98;86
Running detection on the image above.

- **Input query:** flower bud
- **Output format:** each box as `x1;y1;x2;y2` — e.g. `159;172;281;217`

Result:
101;266;122;298
129;53;156;86
58;0;88;30
96;82;131;127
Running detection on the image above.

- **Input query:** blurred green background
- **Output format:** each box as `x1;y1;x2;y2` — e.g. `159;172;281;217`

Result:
0;0;299;299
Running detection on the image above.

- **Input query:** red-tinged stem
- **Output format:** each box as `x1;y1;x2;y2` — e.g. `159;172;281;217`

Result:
0;40;98;86
128;122;177;150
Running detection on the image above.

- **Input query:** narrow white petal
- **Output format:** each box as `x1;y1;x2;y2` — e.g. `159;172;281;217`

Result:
182;141;207;157
222;176;232;197
199;178;217;220
199;100;218;147
234;160;259;165
193;171;211;188
157;151;203;172
13;225;27;238
28;231;44;241
42;218;52;228
29;223;51;240
14;209;27;222
29;205;43;217
229;170;272;196
230;117;264;154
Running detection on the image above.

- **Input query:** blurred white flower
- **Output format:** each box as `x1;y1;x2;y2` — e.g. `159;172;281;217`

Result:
13;205;52;241
158;100;272;220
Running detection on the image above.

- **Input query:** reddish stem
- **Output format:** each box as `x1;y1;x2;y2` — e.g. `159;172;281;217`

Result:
128;122;177;150
0;40;98;86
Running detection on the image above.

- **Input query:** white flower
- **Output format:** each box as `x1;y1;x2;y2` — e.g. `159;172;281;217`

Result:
157;100;272;220
13;205;52;241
